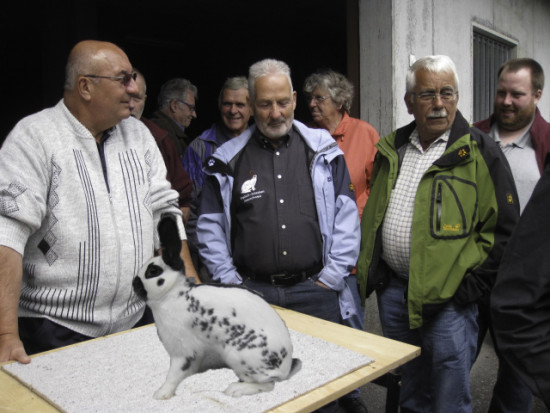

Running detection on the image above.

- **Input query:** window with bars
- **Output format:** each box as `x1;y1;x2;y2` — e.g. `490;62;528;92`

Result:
473;30;515;122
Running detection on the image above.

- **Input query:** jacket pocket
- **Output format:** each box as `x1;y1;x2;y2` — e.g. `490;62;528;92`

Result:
430;175;477;239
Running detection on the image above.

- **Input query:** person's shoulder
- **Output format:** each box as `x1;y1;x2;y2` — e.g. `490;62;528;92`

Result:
532;108;550;138
347;116;380;139
141;116;169;140
117;116;157;147
208;126;254;163
190;124;218;148
473;115;493;133
8;101;67;141
294;120;332;143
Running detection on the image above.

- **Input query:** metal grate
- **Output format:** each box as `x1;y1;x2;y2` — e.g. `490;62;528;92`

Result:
473;31;513;122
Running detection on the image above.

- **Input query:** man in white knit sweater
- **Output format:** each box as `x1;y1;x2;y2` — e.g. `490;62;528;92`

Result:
0;40;196;364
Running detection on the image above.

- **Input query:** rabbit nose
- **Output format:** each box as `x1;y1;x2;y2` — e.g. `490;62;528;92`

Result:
132;277;147;300
145;263;164;279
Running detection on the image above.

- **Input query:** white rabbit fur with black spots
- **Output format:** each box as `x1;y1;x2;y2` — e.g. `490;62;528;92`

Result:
132;216;301;399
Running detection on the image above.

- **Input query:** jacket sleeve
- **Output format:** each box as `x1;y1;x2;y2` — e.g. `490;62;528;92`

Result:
196;173;242;285
181;140;206;196
145;131;186;246
453;131;519;305
491;159;550;408
157;136;193;208
316;154;360;291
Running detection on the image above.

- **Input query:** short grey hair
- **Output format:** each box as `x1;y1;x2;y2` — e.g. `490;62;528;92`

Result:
157;78;198;109
248;59;293;102
64;49;89;90
406;55;459;94
303;70;354;113
218;76;249;108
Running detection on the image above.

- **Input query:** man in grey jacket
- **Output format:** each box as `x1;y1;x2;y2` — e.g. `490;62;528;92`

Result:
0;40;195;364
196;58;361;413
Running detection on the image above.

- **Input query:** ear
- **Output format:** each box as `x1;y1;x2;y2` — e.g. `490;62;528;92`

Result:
534;89;542;105
158;215;184;272
78;77;93;102
404;93;414;115
169;99;179;114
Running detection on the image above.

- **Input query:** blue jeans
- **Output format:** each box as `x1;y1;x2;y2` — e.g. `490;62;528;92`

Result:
377;275;478;413
341;275;364;401
242;278;340;323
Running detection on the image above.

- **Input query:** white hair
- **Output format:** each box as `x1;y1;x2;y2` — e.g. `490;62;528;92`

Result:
406;55;459;94
248;59;293;102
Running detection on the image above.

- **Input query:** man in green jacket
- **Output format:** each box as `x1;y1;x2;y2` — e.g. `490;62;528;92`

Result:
357;55;519;413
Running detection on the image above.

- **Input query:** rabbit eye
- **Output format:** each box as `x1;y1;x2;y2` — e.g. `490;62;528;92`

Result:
145;263;164;279
157;278;165;287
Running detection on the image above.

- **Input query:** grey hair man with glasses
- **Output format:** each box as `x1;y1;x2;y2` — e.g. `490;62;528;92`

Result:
357;55;519;412
0;40;194;364
151;78;199;157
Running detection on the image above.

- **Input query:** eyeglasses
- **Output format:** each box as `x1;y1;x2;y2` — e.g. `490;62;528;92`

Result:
307;95;330;104
177;99;197;112
412;91;458;102
83;72;137;86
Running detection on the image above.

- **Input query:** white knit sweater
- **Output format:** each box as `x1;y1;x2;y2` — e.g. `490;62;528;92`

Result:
0;100;183;337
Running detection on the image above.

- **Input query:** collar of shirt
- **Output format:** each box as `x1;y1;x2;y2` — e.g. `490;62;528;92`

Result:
254;130;292;150
408;128;450;153
331;112;351;141
491;117;534;149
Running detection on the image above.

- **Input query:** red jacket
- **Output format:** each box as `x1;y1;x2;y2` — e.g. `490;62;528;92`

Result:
141;117;193;207
474;108;550;174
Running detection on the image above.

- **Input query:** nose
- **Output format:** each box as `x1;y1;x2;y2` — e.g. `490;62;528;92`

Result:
432;94;444;108
270;103;284;119
503;93;513;106
132;277;147;300
125;77;139;94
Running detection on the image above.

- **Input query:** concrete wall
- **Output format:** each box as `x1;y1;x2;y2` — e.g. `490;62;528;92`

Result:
360;0;550;137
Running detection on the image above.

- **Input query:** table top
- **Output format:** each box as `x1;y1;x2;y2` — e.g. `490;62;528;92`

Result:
0;307;419;412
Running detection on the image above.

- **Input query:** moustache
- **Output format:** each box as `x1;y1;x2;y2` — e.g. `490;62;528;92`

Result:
268;119;286;127
427;110;448;119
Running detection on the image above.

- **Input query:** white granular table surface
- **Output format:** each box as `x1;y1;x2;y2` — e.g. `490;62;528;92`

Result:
3;325;373;413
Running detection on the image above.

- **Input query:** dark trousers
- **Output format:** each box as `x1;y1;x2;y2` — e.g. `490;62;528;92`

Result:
19;307;154;355
476;300;533;413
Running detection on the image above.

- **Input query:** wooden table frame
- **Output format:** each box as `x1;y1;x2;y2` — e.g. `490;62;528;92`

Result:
0;307;419;412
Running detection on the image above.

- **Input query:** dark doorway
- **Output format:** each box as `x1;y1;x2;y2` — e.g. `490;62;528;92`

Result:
2;0;352;144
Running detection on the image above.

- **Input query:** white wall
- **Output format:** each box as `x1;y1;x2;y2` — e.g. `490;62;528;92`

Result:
360;0;550;137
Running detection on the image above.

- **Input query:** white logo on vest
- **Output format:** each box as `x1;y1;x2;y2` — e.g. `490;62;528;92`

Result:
240;173;265;203
241;174;257;194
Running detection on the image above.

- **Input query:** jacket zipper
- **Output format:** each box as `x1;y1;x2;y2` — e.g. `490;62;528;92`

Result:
436;183;442;232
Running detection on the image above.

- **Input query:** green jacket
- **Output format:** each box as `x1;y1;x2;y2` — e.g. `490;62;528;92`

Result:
357;111;519;328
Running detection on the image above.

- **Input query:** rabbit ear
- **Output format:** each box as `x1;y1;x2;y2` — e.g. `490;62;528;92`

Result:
158;215;184;272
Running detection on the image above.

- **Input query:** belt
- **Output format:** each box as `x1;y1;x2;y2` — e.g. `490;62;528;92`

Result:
239;263;323;287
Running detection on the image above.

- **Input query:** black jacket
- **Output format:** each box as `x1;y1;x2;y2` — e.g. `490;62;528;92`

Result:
491;153;550;408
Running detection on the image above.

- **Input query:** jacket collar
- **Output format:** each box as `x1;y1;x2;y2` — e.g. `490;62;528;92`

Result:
393;110;472;167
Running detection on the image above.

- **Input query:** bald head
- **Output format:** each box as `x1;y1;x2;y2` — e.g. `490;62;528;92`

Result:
63;40;138;141
64;40;130;91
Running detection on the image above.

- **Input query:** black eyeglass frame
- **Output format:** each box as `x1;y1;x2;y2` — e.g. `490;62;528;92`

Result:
82;72;137;86
176;99;197;112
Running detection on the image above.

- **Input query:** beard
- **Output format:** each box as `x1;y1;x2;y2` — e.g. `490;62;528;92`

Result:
257;115;294;139
495;103;536;132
